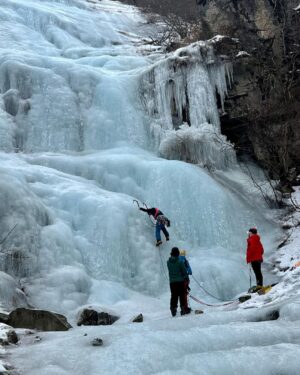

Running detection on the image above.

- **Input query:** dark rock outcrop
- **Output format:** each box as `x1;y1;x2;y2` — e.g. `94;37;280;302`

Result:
238;295;252;303
132;313;143;323
251;309;280;322
8;308;72;331
0;313;9;324
91;338;103;346
0;324;18;346
6;329;18;345
77;309;119;326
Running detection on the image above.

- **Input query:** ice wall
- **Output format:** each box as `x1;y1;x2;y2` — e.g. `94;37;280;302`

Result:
0;0;278;313
140;41;236;169
0;0;150;153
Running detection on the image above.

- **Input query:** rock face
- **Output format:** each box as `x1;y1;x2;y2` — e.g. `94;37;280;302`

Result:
8;308;72;331
77;309;119;326
197;0;300;187
121;0;300;189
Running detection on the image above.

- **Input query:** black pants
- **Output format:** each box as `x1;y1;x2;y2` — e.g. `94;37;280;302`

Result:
170;281;185;312
251;261;263;286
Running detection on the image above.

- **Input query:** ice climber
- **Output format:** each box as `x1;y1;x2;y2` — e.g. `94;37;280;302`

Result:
139;207;170;246
179;249;192;314
167;247;190;317
246;227;264;287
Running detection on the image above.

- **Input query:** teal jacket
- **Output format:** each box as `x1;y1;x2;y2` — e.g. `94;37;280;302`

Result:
167;256;188;283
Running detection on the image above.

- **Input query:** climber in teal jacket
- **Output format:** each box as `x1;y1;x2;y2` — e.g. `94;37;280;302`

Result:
167;247;189;317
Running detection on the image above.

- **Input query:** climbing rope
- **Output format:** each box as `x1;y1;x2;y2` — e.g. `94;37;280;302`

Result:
0;224;18;246
191;274;239;306
191;275;227;302
157;251;238;308
189;294;238;307
158;247;169;282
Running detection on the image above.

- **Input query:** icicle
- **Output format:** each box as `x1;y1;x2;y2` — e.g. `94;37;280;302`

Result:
140;40;236;169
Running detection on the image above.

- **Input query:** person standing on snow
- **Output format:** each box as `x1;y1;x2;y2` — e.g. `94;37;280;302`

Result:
167;247;189;317
179;249;192;314
246;227;264;287
139;207;170;246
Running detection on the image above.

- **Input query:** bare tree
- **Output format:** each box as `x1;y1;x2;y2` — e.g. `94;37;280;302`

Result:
146;13;203;50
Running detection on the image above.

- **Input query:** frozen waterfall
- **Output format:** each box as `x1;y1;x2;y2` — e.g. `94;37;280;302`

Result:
0;0;279;316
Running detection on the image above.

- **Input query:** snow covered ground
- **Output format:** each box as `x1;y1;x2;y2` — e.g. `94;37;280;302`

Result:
8;189;300;375
0;0;299;374
9;307;300;375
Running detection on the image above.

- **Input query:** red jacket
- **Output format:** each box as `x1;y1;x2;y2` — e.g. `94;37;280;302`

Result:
246;234;264;263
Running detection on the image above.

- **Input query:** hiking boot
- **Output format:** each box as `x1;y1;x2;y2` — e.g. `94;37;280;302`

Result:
156;240;163;247
181;307;191;316
171;308;177;317
185;307;191;314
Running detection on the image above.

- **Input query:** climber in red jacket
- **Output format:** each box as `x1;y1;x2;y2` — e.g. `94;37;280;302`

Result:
246;227;264;286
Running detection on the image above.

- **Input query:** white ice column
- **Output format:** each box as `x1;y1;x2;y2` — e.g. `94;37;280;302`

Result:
140;42;236;169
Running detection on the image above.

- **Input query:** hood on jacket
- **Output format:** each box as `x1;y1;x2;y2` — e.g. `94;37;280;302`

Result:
168;256;178;263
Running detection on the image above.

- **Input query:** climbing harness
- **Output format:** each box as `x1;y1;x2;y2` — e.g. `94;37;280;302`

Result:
0;224;18;246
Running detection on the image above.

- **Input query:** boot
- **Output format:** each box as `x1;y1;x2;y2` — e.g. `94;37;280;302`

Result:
156;240;162;246
166;237;169;241
181;307;191;316
171;308;177;317
185;307;191;314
